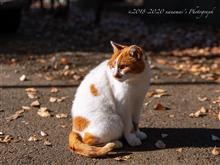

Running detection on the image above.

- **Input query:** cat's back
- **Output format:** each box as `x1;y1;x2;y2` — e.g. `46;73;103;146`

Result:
72;60;114;115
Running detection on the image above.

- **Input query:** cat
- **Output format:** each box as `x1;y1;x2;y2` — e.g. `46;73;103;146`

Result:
69;41;151;157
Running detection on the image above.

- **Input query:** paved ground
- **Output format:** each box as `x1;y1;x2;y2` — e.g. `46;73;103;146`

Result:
0;84;220;165
1;4;220;165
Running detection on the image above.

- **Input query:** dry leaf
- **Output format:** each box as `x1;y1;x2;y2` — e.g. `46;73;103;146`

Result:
6;110;24;121
40;131;47;137
31;100;40;107
28;135;38;142
25;88;37;93
49;97;57;103
44;140;52;146
0;135;13;143
27;93;38;99
161;134;168;138
189;107;207;118
176;148;183;153
147;89;169;98
55;113;68;119
73;75;81;81
218;111;220;121
114;155;131;161
22;106;31;111
212;147;220;156
154;103;169;111
19;75;26;81
37;107;51;117
57;96;68;102
50;87;58;93
198;96;208;102
211;135;220;141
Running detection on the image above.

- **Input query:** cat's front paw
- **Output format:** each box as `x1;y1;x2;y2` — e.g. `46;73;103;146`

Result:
136;130;147;140
125;133;142;147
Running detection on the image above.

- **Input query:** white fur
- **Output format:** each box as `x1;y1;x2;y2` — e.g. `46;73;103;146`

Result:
71;59;151;146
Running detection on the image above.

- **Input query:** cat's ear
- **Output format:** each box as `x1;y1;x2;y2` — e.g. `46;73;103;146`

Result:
110;41;125;53
130;46;142;60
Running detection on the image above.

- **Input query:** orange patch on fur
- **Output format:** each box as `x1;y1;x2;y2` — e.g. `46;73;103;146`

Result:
90;84;99;96
73;116;90;131
83;132;99;145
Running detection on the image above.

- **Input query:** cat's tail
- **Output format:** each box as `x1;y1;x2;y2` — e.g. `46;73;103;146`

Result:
69;131;116;157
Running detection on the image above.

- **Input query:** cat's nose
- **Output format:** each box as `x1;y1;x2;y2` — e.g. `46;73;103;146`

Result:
114;72;122;79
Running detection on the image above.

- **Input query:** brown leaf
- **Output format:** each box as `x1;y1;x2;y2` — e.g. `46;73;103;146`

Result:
212;147;220;156
49;97;57;103
114;155;131;161
31;100;40;107
176;148;183;153
25;88;37;93
6;110;24;121
37;107;51;117
55;113;68;119
44;140;52;146
28;135;39;142
154;103;169;111
0;135;13;143
50;87;58;93
189;107;207;118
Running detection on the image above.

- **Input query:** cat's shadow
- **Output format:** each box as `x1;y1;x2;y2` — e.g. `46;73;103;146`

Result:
116;127;220;152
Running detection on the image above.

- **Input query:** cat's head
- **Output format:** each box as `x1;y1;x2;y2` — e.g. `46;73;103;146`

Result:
108;41;145;82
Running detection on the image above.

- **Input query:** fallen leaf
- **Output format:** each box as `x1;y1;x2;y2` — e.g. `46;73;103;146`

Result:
73;75;81;81
155;140;166;149
57;96;68;102
49;97;57;103
0;135;13;143
154;103;169;111
212;147;220;156
198;96;208;102
22;106;31;111
161;134;168;138
218;111;220;121
37;107;51;117
176;148;183;153
27;93;38;99
6;110;24;121
44;140;52;146
189;107;207;118
114;155;131;161
50;87;58;93
40;131;47;137
19;75;27;81
25;88;37;93
31;100;40;107
55;113;68;119
211;135;220;141
28;135;39;142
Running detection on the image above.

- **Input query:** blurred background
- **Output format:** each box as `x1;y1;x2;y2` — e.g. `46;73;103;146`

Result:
0;0;220;86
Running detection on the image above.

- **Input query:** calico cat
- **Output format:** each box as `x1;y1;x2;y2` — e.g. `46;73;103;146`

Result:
69;41;151;157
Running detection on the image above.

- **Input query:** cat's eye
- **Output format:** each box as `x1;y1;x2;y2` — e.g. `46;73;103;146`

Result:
119;64;127;69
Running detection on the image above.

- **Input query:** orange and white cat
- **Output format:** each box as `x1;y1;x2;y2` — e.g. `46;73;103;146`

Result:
69;41;151;157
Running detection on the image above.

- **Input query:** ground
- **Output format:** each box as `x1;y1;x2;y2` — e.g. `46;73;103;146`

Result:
0;3;220;165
